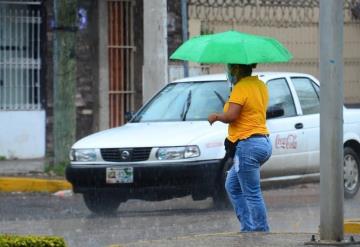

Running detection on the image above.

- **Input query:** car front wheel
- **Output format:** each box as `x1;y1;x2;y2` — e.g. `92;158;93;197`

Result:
83;191;122;215
344;147;360;199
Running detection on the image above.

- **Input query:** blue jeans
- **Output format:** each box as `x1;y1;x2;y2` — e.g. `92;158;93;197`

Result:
225;136;272;232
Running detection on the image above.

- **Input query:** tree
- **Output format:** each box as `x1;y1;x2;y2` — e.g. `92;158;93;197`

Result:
53;0;77;165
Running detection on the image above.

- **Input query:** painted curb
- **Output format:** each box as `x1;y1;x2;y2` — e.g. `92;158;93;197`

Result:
108;232;319;247
344;219;360;234
0;177;72;193
108;232;240;247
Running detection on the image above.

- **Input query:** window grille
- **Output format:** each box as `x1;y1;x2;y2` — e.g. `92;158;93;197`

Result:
0;1;42;110
108;0;135;127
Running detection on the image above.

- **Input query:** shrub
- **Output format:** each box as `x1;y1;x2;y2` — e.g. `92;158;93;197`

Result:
0;234;66;247
44;162;68;177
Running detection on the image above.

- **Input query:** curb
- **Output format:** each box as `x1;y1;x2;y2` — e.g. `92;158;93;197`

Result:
344;219;360;234
109;232;241;247
0;177;72;193
108;232;319;247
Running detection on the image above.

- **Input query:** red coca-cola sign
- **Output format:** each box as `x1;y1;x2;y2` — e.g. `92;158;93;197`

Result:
275;134;297;149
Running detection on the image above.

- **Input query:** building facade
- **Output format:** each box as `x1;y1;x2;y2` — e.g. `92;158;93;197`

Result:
0;0;45;160
0;0;144;168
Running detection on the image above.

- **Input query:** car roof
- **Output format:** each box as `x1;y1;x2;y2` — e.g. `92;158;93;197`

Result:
172;72;315;83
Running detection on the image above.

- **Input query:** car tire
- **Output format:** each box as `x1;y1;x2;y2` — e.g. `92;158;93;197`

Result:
83;191;122;215
212;157;232;209
344;147;360;199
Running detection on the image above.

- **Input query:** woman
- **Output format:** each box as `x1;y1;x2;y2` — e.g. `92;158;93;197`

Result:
208;64;272;232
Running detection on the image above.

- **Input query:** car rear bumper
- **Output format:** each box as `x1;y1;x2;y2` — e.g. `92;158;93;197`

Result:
65;160;222;200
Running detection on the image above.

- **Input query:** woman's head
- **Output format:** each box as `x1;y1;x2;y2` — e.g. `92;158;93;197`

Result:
226;63;257;84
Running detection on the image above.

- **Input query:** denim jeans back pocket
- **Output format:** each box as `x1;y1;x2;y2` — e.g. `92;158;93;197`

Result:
236;138;272;170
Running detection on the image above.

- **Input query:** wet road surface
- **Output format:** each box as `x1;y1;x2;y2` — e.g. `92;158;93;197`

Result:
0;183;359;247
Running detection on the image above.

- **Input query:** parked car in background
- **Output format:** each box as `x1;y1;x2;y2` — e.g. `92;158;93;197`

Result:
66;72;360;214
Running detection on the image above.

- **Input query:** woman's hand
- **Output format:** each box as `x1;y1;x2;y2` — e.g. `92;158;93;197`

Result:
208;103;242;125
208;113;218;125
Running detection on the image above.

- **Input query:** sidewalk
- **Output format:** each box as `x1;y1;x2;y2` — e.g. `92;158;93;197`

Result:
110;232;360;247
0;158;45;174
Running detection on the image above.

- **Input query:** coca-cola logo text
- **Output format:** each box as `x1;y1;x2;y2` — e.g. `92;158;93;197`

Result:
275;134;297;149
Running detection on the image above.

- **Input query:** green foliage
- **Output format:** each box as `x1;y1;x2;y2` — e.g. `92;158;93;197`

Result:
0;156;6;161
44;162;68;177
56;0;77;28
0;234;66;247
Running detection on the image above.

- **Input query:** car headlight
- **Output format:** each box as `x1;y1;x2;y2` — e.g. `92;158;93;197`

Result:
69;149;97;162
156;146;200;160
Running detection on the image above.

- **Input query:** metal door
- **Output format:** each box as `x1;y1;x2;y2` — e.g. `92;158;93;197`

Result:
108;0;135;127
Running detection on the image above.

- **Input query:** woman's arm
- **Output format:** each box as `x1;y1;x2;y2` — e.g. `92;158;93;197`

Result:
208;102;242;125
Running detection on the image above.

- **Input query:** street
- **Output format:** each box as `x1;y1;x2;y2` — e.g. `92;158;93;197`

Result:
0;183;359;247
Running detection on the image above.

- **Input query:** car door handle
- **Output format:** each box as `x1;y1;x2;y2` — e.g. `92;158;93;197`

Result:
295;123;303;129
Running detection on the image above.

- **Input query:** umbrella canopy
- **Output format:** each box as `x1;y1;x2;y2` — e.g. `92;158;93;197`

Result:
170;30;293;64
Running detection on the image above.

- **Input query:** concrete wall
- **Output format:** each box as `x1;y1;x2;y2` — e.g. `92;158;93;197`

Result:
183;2;360;104
98;0;109;131
0;111;45;159
201;23;360;104
75;0;99;138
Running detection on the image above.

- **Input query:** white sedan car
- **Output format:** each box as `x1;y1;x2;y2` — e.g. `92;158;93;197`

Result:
66;72;360;214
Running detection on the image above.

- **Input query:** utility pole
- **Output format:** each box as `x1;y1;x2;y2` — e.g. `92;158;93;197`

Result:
53;0;77;165
319;0;344;242
181;0;189;77
143;0;168;103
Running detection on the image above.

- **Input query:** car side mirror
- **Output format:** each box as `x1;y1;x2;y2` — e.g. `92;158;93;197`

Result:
266;106;284;119
125;111;134;122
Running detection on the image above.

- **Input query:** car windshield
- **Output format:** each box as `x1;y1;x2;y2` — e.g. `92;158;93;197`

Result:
132;81;230;122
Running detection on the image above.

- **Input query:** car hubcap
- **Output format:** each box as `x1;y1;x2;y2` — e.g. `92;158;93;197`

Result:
344;154;359;192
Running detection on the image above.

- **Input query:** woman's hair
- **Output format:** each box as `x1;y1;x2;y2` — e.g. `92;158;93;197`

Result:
229;63;257;79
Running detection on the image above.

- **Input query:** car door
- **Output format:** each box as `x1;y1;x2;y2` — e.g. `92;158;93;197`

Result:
289;76;320;174
262;77;308;178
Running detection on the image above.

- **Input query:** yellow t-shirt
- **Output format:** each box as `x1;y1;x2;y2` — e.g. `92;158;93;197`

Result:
223;75;269;142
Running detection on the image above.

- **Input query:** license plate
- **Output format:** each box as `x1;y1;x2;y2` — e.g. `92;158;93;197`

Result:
106;167;133;184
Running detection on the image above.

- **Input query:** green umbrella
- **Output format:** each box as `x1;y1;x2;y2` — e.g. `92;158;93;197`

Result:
170;30;293;64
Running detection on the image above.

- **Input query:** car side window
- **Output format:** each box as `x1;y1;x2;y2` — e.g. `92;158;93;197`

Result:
291;77;320;115
312;81;320;97
267;78;296;117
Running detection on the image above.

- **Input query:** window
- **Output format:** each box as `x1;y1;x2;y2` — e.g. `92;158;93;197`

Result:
0;3;42;110
291;77;320;115
132;81;229;122
267;78;296;117
313;80;320;96
108;0;135;127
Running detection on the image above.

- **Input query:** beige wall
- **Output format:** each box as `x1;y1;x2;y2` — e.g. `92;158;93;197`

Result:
188;21;360;104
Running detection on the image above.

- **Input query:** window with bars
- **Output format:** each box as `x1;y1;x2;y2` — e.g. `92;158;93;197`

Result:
0;1;42;110
108;0;135;127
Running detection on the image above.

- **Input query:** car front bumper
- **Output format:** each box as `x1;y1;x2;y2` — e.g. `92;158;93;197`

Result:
65;159;222;200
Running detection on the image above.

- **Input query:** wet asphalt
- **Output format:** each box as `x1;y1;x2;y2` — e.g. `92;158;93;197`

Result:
0;183;359;247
